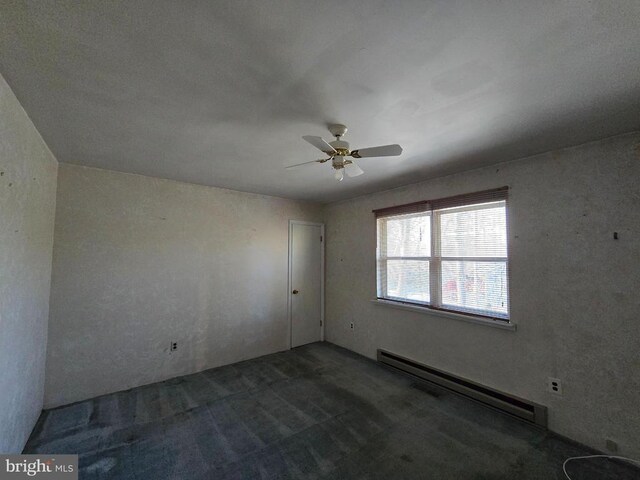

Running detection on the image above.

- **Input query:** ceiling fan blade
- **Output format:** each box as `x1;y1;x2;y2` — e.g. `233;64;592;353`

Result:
302;135;337;154
344;161;364;177
351;144;402;158
285;159;323;169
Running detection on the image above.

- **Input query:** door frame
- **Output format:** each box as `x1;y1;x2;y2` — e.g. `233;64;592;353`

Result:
288;220;325;349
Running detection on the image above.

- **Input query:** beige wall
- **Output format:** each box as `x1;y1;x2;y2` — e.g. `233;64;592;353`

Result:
324;132;640;457
0;74;58;452
45;164;323;407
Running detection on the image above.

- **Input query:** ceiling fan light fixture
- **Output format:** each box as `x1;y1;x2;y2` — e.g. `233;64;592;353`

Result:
334;168;344;182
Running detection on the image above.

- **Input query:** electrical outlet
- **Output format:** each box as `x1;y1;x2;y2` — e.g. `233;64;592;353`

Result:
349;322;354;330
547;377;562;395
170;341;178;352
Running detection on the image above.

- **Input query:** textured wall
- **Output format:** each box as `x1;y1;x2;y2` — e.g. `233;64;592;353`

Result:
324;132;640;457
0;74;58;452
46;164;323;407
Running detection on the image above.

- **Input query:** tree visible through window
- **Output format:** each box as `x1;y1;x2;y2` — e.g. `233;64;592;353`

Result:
376;189;509;320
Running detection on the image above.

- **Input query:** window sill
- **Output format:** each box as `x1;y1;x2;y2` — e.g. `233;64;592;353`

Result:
370;299;516;331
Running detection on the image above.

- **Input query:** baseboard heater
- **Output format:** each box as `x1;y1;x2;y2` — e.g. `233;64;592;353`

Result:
377;349;547;427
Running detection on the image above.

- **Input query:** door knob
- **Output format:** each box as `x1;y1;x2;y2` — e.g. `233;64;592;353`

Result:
292;289;299;294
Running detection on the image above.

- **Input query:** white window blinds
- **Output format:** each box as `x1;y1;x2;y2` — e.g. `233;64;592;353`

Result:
377;212;432;304
375;187;509;320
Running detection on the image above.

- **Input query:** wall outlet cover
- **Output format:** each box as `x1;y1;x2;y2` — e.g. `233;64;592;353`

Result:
547;377;562;395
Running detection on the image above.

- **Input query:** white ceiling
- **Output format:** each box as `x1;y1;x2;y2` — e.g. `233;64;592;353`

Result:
1;1;639;203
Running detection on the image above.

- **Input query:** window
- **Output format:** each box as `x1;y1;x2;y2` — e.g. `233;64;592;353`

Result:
375;188;509;321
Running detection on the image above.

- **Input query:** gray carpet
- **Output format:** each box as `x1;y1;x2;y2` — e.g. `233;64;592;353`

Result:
25;342;638;479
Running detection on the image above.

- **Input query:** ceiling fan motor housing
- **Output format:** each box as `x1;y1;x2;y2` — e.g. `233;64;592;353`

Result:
329;139;350;156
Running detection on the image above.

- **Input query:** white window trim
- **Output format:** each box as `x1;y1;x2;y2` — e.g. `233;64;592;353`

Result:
370;298;516;331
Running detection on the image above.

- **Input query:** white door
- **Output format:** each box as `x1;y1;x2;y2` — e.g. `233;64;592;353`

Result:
289;221;324;348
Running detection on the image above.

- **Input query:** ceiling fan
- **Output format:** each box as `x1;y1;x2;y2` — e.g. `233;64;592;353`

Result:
286;124;403;181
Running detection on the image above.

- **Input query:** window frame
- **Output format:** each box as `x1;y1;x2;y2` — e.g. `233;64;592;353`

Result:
375;191;510;322
376;211;432;305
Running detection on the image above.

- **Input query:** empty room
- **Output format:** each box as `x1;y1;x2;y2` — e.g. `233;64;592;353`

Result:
1;1;639;479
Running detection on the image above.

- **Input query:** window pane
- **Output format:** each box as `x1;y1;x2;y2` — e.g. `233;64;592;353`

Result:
441;261;508;317
385;260;430;304
440;203;506;257
385;214;431;257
